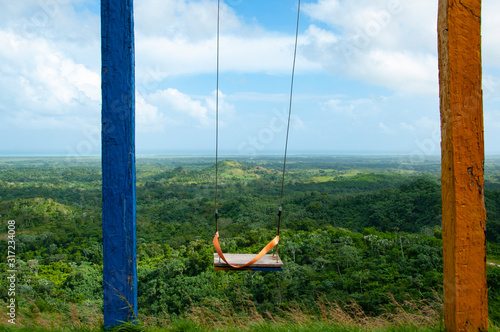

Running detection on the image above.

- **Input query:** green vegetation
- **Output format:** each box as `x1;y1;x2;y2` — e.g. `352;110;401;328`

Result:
0;155;500;330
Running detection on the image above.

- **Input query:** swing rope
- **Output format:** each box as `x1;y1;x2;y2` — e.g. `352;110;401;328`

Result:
214;0;301;268
215;0;220;234
278;0;301;241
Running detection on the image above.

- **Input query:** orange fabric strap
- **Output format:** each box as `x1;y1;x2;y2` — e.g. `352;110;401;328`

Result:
213;231;279;269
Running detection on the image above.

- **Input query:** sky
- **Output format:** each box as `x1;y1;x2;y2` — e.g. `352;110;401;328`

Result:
1;0;500;157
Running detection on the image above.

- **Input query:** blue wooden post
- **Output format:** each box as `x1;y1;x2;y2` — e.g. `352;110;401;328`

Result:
101;0;137;328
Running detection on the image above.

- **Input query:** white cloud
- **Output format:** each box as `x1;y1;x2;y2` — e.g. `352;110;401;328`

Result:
321;99;354;116
0;31;100;129
148;88;211;126
1;0;499;155
399;122;415;131
226;92;288;103
379;122;395;134
357;50;438;95
133;0;320;79
33;52;100;104
136;92;176;132
136;33;320;79
304;25;338;45
301;0;439;96
483;0;500;68
292;115;305;131
136;37;213;77
301;0;500;97
219;35;320;74
302;0;436;52
0;1;101;133
205;90;235;120
415;117;439;132
320;97;379;121
143;88;235;129
135;0;241;41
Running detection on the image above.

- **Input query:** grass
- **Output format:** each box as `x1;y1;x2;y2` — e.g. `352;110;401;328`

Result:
487;255;500;266
0;323;447;332
2;295;499;332
1;321;499;332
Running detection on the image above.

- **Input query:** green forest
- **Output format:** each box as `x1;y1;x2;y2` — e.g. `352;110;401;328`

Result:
1;155;500;331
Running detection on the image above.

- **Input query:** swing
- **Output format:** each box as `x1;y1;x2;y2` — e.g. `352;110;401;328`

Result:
212;0;301;271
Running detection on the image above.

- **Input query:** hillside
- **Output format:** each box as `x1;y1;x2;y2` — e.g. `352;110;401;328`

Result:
1;156;500;329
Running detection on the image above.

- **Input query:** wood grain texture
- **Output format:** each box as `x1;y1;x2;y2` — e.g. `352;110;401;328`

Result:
214;253;284;268
101;0;137;328
438;0;487;330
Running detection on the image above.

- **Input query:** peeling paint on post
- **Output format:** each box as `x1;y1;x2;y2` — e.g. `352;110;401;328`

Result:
101;0;137;328
438;0;487;331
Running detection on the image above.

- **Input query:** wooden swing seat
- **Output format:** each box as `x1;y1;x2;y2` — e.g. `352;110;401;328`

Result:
213;231;284;271
213;253;284;271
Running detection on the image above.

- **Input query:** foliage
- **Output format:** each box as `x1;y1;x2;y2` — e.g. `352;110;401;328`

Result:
0;156;499;328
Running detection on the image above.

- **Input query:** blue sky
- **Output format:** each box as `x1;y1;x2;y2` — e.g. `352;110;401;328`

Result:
1;0;500;157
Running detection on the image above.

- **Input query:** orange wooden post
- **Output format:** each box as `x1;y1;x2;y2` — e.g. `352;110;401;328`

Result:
438;0;488;331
